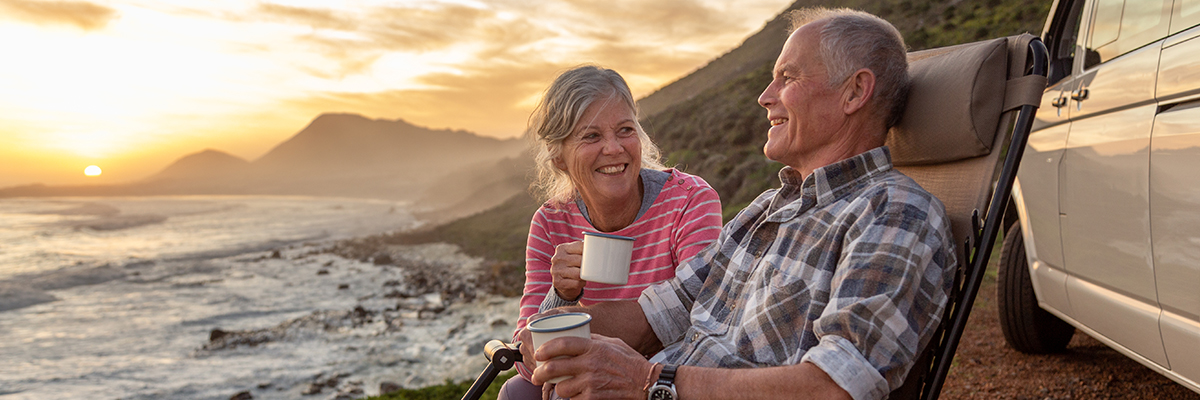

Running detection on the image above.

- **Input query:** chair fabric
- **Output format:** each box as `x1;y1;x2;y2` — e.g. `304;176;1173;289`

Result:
884;34;1047;400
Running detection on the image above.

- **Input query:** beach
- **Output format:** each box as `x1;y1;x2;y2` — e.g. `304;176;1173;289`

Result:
0;196;520;399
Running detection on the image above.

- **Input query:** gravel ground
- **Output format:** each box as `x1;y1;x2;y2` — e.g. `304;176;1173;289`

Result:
939;267;1200;400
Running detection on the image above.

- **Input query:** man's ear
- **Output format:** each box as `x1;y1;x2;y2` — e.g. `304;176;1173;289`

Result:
842;68;876;115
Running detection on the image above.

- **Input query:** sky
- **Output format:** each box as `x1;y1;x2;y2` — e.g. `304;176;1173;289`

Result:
0;0;793;187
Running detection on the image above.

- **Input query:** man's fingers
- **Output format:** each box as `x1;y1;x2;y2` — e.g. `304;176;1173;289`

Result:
534;336;591;361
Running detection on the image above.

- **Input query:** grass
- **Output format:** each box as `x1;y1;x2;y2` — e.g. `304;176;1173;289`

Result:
367;371;518;400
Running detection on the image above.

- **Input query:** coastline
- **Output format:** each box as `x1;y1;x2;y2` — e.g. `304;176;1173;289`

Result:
187;237;524;400
0;218;524;400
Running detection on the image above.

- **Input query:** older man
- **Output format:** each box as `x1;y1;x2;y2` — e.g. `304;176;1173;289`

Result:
519;8;956;400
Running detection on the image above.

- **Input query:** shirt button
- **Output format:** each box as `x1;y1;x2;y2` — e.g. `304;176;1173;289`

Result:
692;332;699;342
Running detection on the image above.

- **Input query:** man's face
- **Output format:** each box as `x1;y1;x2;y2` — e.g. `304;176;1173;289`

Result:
757;21;847;170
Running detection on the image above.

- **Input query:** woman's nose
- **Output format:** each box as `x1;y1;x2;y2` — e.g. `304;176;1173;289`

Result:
601;134;624;154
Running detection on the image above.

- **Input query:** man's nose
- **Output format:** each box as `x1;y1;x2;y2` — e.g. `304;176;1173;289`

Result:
758;86;775;108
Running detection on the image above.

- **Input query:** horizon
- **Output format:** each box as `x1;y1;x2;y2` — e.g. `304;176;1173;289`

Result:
0;0;793;188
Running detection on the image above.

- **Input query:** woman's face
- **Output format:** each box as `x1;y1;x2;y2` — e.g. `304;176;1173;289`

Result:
554;93;643;207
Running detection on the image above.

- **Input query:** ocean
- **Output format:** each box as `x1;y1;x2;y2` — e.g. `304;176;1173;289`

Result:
0;196;519;399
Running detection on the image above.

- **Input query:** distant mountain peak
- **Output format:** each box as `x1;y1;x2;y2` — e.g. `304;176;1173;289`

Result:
148;149;250;182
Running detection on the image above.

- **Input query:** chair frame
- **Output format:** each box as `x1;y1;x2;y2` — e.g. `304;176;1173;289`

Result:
897;38;1049;400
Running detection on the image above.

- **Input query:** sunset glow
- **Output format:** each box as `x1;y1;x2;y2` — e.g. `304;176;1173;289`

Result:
84;165;102;176
0;0;793;187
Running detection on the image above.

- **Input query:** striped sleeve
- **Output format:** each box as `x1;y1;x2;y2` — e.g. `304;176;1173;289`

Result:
513;206;556;380
670;171;723;263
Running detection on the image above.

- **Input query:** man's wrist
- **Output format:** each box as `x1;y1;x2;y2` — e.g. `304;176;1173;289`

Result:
647;364;677;400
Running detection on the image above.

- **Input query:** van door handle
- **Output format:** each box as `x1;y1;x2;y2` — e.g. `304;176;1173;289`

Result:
1071;88;1089;111
1052;96;1069;108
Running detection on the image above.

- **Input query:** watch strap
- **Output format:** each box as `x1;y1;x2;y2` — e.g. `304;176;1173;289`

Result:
656;364;677;384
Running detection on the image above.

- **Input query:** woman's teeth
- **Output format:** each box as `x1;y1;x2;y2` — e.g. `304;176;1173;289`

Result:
598;164;626;174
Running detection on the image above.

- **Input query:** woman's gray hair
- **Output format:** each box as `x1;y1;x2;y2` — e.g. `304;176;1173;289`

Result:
527;65;665;204
789;8;911;129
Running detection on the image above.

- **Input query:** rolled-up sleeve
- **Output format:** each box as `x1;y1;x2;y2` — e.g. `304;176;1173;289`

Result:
801;335;889;400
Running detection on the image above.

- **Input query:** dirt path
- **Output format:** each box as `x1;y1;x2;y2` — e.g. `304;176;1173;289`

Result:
939;266;1200;399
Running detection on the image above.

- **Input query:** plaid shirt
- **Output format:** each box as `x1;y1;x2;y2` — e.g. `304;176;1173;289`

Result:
638;147;956;400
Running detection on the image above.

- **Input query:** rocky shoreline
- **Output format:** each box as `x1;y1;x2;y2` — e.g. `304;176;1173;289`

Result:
194;235;523;400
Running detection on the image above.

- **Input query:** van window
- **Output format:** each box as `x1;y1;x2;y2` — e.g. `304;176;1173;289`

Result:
1048;0;1088;84
1171;0;1200;34
1090;0;1123;48
1084;0;1172;68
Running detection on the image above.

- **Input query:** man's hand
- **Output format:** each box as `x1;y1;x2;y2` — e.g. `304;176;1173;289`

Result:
550;241;586;301
531;334;655;400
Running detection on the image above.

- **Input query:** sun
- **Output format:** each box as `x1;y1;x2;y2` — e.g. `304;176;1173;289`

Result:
84;165;102;176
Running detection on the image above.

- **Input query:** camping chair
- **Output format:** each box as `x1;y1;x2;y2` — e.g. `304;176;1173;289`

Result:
885;34;1048;399
459;34;1048;400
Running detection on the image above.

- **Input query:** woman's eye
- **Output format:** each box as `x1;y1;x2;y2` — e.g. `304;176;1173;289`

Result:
617;127;636;137
581;133;600;142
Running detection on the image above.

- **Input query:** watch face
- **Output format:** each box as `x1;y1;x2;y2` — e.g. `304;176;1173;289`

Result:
649;387;676;400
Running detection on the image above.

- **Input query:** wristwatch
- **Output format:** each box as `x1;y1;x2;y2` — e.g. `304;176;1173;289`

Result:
647;364;677;400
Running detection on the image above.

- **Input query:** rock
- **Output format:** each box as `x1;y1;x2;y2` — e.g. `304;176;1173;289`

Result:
490;318;508;327
301;383;323;395
317;269;329;275
382;279;401;287
467;340;486;356
257;382;273;389
270;250;282;259
338;284;350;290
379;381;402;394
372;253;393;265
230;391;253;400
210;329;229;342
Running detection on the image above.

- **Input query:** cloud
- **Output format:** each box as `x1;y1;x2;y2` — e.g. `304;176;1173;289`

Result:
247;2;554;78
255;3;353;30
0;0;118;30
561;0;726;41
284;60;568;138
250;2;506;53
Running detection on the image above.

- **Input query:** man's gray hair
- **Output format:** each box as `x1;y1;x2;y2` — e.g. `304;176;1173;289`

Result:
527;65;665;204
789;8;911;129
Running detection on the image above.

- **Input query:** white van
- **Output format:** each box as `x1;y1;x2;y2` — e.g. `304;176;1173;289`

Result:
999;0;1200;394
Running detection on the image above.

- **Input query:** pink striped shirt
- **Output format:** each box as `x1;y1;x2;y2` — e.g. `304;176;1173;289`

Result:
513;168;722;379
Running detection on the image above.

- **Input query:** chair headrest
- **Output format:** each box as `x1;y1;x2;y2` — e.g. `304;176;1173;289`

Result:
887;37;1010;166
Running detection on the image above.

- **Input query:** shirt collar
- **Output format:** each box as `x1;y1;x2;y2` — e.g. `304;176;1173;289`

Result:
770;146;894;218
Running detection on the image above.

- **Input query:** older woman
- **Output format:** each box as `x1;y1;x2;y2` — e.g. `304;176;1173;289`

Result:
498;65;723;398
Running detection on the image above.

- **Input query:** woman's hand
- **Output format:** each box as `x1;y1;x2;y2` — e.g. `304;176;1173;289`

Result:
550;241;586;301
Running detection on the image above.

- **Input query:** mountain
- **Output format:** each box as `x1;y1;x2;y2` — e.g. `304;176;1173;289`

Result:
230;113;525;200
253;113;516;177
1;113;528;219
